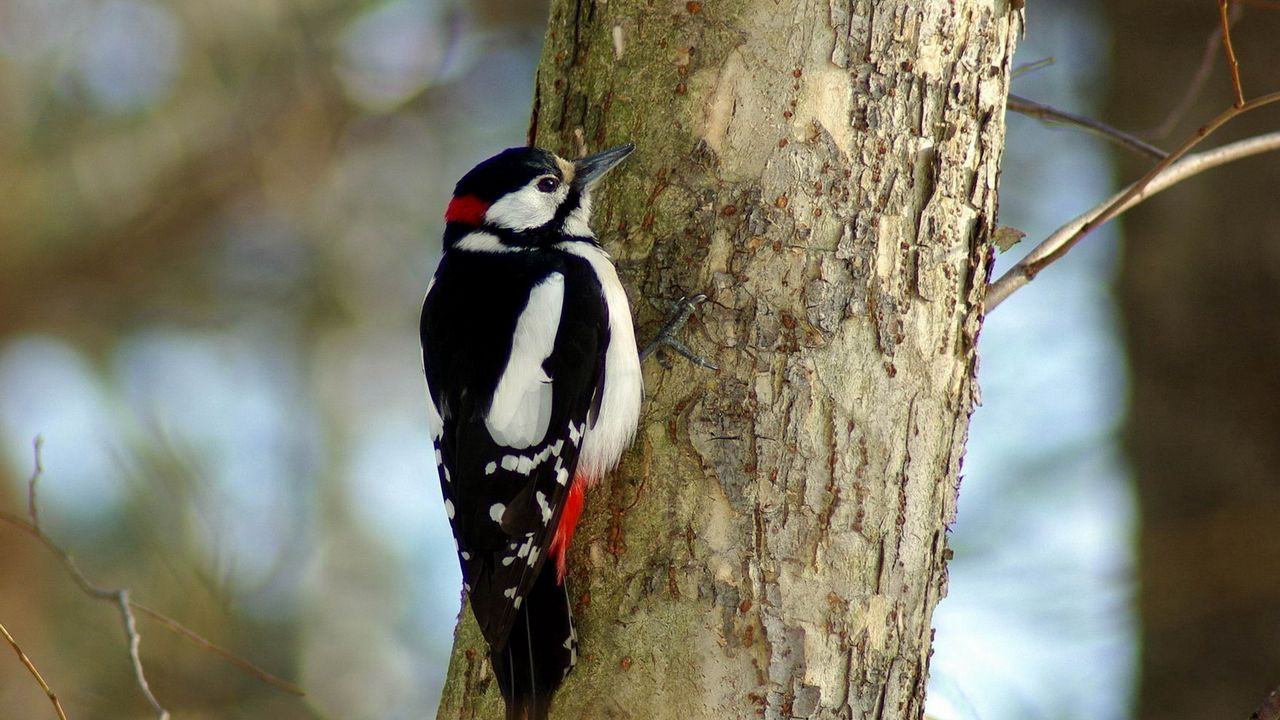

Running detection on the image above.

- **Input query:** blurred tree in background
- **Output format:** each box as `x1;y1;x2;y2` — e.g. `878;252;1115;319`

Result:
1106;2;1280;718
0;0;550;717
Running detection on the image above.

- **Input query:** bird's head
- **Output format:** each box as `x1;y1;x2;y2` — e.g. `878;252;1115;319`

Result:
444;144;634;248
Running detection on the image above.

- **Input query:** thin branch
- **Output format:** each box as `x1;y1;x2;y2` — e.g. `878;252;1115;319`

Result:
0;507;169;719
1147;3;1241;138
987;123;1280;310
1011;56;1055;78
1020;90;1280;275
1000;0;1276;310
0;441;305;715
116;591;169;720
1220;0;1246;106
27;435;44;530
131;603;305;696
0;621;69;720
1008;94;1167;160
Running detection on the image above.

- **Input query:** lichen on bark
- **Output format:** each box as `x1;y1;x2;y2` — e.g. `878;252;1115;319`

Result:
438;1;1021;718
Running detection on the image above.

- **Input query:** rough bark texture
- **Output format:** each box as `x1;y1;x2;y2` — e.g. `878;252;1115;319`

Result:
1106;3;1280;718
438;1;1020;717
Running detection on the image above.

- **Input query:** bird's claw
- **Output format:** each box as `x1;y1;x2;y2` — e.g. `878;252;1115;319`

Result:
640;294;717;370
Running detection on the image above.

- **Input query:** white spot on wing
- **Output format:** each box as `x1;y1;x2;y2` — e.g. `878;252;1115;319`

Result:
444;499;455;519
490;503;506;524
513;596;522;609
528;546;540;565
501;455;519;472
563;195;594;238
485;461;497;475
487;274;564;449
535;491;552;525
534;444;553;466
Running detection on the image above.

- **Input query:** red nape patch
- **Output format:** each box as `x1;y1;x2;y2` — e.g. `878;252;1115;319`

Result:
444;194;489;226
549;475;588;584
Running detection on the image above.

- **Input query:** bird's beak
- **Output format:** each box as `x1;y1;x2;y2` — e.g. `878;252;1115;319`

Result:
573;144;635;189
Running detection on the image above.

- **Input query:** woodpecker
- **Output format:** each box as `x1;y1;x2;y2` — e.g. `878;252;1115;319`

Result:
420;144;641;719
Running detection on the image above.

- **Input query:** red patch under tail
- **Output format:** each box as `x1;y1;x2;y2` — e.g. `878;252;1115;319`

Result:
548;475;587;584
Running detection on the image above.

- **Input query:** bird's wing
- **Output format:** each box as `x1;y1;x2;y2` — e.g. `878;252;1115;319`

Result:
421;251;607;648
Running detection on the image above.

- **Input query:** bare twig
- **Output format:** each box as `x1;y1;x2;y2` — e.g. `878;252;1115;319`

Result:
987;124;1280;310
1147;3;1241;138
1008;94;1168;160
131;603;305;696
27;435;44;530
1011;56;1055;79
0;507;170;719
1220;0;1246;106
1004;1;1280;313
116;591;168;719
0;442;305;716
0;621;69;720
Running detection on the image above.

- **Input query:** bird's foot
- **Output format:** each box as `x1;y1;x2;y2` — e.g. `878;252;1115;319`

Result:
639;294;717;370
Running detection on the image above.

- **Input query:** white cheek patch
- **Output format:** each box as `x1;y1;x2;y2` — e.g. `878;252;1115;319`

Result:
454;231;519;253
563;193;594;238
484;180;568;231
487;273;564;449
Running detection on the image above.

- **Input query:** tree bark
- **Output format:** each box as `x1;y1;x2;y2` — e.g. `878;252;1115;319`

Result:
1106;3;1280;718
438;1;1020;717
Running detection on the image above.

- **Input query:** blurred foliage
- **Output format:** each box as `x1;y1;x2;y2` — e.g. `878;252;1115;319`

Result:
0;0;547;717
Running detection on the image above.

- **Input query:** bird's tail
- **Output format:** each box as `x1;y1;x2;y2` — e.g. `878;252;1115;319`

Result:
491;566;577;720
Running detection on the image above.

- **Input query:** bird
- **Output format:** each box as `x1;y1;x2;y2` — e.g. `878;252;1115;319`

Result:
420;144;642;719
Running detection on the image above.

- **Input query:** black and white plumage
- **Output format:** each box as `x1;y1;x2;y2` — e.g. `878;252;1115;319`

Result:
420;145;641;719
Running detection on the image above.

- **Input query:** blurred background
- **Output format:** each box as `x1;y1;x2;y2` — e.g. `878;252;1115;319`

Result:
0;0;1275;718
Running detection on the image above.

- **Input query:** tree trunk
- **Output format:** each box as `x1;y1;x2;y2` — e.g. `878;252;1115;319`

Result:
1106;3;1280;718
438;1;1020;717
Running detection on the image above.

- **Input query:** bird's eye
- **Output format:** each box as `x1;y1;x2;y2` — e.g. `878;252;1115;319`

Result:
536;177;560;193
